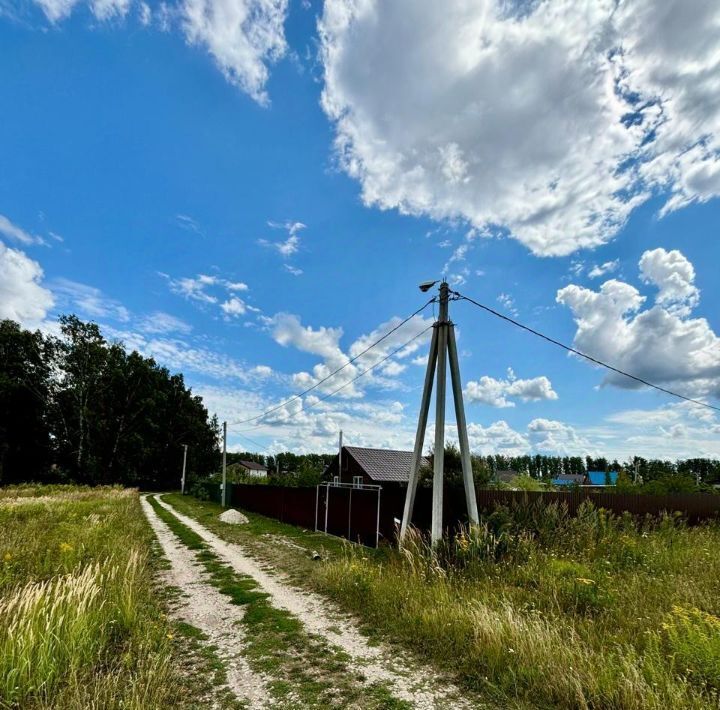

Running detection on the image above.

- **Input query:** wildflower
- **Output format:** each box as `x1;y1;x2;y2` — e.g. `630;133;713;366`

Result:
507;648;515;654
166;633;174;640
59;542;73;553
2;552;11;562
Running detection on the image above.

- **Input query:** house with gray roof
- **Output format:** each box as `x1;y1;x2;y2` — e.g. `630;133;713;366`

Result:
325;446;430;487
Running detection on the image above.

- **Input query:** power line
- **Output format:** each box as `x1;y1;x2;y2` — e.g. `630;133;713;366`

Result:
228;299;435;426
229;324;434;436
454;290;720;414
233;430;273;454
298;325;433;412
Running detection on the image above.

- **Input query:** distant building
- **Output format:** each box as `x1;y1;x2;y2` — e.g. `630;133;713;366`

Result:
237;459;268;478
325;446;430;488
495;469;518;485
587;471;618;486
552;473;588;487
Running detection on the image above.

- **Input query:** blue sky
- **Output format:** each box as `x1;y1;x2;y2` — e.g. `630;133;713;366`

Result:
2;0;719;459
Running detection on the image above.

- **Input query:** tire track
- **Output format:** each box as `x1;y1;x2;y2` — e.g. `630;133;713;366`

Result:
141;495;271;709
156;495;476;710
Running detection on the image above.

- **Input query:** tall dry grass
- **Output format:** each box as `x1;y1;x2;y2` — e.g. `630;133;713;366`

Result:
0;486;174;709
316;502;720;708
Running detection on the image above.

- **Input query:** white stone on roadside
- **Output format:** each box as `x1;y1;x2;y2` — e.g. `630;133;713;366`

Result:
218;508;249;525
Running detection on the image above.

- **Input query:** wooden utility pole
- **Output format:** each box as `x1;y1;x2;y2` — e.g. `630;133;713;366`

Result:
400;281;479;545
222;421;227;507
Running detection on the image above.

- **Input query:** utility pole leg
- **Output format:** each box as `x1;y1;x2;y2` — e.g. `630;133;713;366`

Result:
400;326;439;542
432;323;448;545
448;326;479;524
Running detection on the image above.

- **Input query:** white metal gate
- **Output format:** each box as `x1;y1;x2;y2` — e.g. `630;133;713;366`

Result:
314;481;382;547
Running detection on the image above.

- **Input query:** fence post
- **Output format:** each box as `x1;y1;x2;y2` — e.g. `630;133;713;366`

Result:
315;485;320;532
324;482;330;533
376;487;381;548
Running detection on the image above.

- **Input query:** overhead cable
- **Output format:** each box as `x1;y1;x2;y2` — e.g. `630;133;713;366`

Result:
228;300;435;427
454;290;720;414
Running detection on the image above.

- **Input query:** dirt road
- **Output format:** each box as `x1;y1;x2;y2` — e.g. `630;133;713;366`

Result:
141;495;271;708
146;494;476;709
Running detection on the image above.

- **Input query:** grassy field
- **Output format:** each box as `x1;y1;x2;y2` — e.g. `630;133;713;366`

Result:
0;485;195;709
318;502;720;709
14;485;717;708
168;493;720;709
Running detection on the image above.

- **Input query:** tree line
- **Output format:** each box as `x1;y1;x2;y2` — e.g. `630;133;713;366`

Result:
0;317;220;489
219;447;720;491
3;315;718;492
467;453;720;483
428;448;720;493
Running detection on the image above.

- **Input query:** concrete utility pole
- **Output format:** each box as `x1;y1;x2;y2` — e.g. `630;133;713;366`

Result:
181;444;188;494
338;429;343;480
222;421;227;507
401;281;479;545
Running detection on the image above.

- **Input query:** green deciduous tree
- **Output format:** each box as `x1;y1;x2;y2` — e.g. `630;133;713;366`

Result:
0;316;219;489
0;321;52;483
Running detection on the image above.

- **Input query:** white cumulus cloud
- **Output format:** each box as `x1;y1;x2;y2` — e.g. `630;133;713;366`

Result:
0;242;54;327
638;248;699;316
267;311;432;399
557;248;720;398
182;0;288;105
221;296;248;317
465;368;558;408
319;0;720;256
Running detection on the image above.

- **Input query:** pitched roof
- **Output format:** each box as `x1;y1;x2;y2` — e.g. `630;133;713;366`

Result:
238;459;267;471
344;446;430;483
587;471;618;486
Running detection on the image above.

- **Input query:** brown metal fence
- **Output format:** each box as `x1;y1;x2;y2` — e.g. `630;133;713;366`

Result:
192;482;720;544
230;484;317;527
475;489;720;523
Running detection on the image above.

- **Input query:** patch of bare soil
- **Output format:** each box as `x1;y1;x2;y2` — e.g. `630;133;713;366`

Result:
157;496;476;710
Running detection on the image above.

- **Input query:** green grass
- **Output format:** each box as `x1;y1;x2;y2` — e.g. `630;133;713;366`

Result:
147;494;407;709
0;485;176;708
